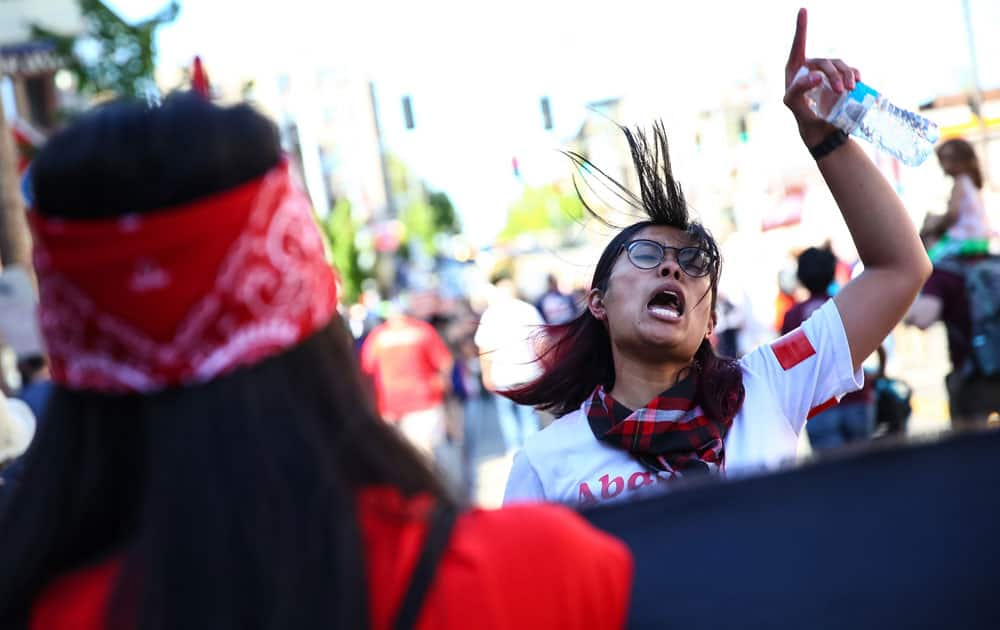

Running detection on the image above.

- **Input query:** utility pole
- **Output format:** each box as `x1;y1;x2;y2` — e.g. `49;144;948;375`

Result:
368;81;398;297
369;81;396;220
962;0;991;187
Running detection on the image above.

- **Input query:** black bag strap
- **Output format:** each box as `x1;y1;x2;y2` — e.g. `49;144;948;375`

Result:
393;501;458;630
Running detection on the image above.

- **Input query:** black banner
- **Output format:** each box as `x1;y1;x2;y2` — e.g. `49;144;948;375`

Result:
586;428;1000;629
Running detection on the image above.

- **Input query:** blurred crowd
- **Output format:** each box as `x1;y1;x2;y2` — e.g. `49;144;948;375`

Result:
0;11;998;625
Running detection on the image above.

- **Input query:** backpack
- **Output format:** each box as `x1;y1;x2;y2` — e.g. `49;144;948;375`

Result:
936;255;1000;378
873;377;912;436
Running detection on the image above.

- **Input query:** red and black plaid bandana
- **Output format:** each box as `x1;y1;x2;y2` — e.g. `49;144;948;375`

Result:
584;374;734;477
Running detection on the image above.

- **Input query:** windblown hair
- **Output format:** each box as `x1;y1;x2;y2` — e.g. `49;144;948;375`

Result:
937;138;983;189
507;122;745;420
0;94;449;630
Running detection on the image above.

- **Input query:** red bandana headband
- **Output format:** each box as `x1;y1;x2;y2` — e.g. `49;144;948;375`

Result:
29;160;339;393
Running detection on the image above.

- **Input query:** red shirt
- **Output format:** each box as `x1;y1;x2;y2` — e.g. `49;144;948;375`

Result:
360;316;453;420
30;488;633;630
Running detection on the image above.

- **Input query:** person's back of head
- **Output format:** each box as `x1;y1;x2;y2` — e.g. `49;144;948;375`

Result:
0;93;446;629
796;247;837;297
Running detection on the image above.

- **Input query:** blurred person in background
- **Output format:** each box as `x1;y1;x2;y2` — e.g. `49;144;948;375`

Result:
536;273;577;325
712;293;744;359
15;355;52;420
347;301;383;353
433;298;488;500
455;334;487;498
782;247;876;451
474;274;545;454
0;268;48;485
774;265;798;334
360;296;454;461
502;10;931;506
905;253;1000;428
0;388;35;492
0;94;632;630
0;355;52;492
921;138;993;263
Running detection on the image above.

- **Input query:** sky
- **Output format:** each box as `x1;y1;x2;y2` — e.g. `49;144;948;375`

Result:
108;0;1000;244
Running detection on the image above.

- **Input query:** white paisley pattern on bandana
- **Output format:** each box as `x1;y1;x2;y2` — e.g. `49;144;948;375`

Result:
31;162;338;393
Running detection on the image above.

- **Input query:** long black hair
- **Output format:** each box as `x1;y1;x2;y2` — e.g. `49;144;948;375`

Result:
506;122;745;420
0;94;449;630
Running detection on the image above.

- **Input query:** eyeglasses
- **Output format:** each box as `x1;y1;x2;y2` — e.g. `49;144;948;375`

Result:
620;239;717;278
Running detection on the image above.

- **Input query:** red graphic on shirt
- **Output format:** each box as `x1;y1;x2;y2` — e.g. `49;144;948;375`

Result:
579;470;667;506
600;474;624;500
771;329;816;370
578;483;598;507
627;471;654;490
808;397;838;419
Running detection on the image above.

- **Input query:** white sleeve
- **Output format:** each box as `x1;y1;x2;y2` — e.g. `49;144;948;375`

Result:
503;449;546;504
741;299;863;435
473;307;496;352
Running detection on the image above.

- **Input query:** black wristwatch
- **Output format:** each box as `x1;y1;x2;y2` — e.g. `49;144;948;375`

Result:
809;129;849;160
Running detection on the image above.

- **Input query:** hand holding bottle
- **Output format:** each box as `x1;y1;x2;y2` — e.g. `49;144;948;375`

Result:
783;8;861;148
783;8;939;166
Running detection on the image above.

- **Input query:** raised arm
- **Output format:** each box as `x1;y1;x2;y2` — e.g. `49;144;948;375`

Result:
783;8;932;372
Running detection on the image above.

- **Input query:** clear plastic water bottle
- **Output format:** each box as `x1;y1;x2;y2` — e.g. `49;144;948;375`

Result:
795;66;939;166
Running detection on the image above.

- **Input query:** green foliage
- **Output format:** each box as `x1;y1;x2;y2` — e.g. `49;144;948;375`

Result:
427;191;460;234
319;199;365;304
500;184;584;241
31;0;179;99
400;198;436;254
385;154;410;197
385;153;459;253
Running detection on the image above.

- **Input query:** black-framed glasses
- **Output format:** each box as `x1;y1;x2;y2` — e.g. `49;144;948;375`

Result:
620;239;716;277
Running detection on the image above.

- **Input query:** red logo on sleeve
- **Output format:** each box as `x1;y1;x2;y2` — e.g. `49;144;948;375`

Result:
771;329;816;370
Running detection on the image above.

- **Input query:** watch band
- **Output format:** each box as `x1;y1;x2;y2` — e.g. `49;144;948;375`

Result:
809;129;849;160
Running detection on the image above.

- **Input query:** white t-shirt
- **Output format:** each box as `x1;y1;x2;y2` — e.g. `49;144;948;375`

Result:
474;298;545;390
503;299;862;507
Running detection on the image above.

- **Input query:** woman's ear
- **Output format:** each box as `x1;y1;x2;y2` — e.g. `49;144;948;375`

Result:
588;289;606;321
707;311;717;338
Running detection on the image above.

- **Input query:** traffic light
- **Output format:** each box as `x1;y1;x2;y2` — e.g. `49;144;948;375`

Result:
512;156;521;178
540;96;553;130
402;96;415;130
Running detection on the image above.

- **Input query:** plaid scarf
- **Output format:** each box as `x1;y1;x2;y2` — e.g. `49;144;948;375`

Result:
584;374;733;477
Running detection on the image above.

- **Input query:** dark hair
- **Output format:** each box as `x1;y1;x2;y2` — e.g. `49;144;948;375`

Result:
0;94;448;630
16;355;47;384
796;246;837;296
936;138;983;189
506;122;744;421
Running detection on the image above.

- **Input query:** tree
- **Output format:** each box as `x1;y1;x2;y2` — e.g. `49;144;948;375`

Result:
400;198;437;255
385;153;460;255
319;199;365;304
427;190;460;234
31;0;179;99
500;183;584;241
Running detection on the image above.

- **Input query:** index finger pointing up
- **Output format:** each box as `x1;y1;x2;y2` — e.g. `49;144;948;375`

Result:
786;8;808;71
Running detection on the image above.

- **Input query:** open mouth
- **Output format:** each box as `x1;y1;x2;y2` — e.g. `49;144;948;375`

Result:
647;290;685;320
